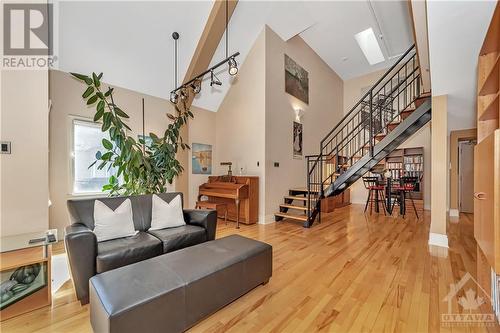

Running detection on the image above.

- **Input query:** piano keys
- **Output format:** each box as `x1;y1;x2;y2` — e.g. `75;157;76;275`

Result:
198;176;259;227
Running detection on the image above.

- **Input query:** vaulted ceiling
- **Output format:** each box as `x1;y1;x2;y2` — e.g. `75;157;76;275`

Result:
55;1;413;112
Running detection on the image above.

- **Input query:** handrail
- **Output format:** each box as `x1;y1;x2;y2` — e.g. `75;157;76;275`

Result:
320;44;416;146
305;43;421;227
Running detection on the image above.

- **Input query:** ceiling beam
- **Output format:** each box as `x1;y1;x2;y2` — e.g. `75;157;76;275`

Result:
180;0;238;109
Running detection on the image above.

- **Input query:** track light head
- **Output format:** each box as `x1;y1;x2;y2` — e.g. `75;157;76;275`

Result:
170;91;178;104
191;79;202;94
210;71;222;87
228;57;238;76
180;88;188;100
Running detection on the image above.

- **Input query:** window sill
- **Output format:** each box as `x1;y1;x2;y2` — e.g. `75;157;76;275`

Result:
67;192;109;199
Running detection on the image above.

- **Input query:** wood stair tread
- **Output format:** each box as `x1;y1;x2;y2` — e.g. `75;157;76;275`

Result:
274;212;308;222
280;204;307;211
290;187;319;193
285;195;312;201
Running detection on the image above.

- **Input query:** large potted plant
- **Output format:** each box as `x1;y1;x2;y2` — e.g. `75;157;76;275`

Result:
71;72;193;195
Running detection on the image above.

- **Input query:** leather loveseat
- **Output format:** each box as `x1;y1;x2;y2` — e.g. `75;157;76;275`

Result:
64;192;217;304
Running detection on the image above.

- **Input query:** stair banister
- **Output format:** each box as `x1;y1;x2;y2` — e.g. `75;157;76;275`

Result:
320;44;416;150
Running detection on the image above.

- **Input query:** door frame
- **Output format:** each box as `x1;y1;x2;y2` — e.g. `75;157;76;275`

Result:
450;128;477;217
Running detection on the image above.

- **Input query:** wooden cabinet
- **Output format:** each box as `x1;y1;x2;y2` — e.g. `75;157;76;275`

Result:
474;130;500;271
321;189;350;213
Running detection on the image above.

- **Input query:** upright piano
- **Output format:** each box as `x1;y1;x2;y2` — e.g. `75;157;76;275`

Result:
198;176;259;226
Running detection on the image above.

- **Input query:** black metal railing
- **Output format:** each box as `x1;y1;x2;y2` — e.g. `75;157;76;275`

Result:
305;44;424;225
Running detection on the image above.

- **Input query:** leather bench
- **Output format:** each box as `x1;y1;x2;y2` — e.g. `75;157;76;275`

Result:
90;234;272;333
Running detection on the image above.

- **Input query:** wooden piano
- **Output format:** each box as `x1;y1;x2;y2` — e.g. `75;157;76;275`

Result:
198;176;259;227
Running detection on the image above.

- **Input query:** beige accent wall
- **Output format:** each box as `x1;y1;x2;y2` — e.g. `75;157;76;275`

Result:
430;95;448;236
343;70;431;210
264;26;343;220
1;70;49;236
214;28;266;221
48;70;200;234
188;108;216;209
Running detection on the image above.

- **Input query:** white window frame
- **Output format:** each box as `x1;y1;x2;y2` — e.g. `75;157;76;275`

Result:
68;115;110;197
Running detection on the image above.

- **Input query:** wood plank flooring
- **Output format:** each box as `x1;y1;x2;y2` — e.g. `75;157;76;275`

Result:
1;205;499;332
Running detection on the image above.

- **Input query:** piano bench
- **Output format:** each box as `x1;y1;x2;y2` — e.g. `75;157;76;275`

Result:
195;201;228;225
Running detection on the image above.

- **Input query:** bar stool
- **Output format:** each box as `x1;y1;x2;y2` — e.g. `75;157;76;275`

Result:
394;176;420;219
195;201;228;225
362;176;387;215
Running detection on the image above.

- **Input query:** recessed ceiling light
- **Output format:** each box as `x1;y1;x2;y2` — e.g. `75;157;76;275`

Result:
342;57;348;61
354;27;385;65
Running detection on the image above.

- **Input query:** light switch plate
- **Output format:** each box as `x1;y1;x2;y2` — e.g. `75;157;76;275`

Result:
1;141;11;154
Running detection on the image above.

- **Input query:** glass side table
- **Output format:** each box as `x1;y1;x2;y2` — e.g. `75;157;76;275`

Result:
0;229;58;321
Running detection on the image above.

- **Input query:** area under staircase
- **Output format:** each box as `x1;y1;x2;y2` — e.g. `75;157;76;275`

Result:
274;44;431;227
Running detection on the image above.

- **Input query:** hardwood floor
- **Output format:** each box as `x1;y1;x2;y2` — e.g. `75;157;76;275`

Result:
1;205;499;332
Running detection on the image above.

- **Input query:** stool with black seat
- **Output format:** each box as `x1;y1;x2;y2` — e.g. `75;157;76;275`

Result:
362;176;387;215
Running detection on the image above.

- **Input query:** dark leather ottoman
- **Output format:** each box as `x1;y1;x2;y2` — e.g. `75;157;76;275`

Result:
89;234;272;333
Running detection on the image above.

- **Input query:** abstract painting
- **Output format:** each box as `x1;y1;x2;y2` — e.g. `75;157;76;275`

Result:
293;121;303;159
285;54;309;104
192;143;212;174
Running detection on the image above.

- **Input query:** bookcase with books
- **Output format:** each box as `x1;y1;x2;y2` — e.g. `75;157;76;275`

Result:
384;147;424;200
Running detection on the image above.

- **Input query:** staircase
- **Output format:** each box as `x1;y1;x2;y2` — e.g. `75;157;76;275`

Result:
274;44;432;227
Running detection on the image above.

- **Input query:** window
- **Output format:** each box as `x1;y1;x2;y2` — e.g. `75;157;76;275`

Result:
72;119;117;194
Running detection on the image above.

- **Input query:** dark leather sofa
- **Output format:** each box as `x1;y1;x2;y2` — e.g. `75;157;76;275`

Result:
65;192;217;304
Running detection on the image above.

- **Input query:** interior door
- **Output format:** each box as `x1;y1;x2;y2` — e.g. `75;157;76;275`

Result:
459;141;475;213
474;133;495;269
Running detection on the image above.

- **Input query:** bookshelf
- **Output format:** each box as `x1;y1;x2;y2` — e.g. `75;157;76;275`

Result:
384;147;424;200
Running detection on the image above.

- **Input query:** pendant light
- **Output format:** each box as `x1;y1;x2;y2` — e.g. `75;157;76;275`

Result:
170;32;180;104
225;0;238;76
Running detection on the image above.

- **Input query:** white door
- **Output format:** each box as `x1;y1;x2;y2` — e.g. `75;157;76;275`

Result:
459;141;475;213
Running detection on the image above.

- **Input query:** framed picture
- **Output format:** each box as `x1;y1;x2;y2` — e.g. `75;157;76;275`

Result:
192;143;212;174
293;121;303;159
285;54;309;104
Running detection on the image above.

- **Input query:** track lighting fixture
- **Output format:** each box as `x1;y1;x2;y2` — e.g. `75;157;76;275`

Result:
191;79;202;94
170;91;178;104
210;71;222;87
228;57;238;76
180;88;188;100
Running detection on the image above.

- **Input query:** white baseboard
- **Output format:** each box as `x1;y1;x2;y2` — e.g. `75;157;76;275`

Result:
428;232;449;248
259;214;276;225
449;209;459;217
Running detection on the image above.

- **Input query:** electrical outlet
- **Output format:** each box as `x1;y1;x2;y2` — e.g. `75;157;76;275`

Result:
274;162;279;167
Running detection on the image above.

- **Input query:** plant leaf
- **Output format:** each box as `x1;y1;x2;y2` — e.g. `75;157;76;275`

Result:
114;107;130;118
94;108;104;122
87;95;98;105
102;138;113;150
70;72;89;81
82;86;94;98
92;72;101;88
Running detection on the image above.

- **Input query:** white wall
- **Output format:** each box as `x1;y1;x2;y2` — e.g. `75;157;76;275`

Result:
214;28;266;222
1;70;49;236
343;70;431;210
264;26;344;220
188;108;217;209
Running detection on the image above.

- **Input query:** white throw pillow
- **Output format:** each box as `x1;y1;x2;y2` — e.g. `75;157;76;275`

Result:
149;194;186;230
93;199;137;242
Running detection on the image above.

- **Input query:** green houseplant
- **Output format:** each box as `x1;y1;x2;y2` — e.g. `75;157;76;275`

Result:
71;72;193;196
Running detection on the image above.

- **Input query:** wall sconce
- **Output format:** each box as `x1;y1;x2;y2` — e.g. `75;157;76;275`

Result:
294;108;304;123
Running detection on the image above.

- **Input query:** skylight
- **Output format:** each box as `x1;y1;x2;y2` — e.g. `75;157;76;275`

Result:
354;28;385;65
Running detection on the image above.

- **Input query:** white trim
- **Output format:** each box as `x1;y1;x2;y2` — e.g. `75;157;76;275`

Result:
449;209;459;217
259;214;276;225
428;232;449;248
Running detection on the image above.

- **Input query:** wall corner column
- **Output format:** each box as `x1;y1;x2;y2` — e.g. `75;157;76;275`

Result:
429;94;449;248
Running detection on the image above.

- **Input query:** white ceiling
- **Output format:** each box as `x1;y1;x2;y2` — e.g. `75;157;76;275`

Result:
55;1;212;100
193;0;413;111
55;1;413;112
426;0;496;131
